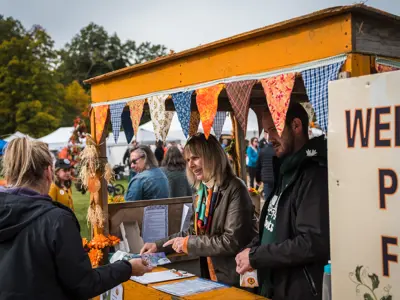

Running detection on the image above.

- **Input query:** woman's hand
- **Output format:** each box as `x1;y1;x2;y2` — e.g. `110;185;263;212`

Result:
163;237;186;253
129;258;153;276
140;243;157;255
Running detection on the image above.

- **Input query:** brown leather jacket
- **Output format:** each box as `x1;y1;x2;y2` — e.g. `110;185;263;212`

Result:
156;174;258;286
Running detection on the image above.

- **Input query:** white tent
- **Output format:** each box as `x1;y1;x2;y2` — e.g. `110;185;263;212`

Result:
4;131;35;142
38;127;75;151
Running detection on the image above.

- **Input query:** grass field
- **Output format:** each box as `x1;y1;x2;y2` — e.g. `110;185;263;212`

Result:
73;179;129;240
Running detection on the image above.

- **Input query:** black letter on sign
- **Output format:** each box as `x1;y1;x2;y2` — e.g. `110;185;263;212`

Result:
346;109;372;148
375;107;391;147
382;236;398;277
379;169;398;209
395;106;400;146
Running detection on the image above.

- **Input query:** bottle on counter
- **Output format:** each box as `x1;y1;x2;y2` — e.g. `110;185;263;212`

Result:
322;260;331;300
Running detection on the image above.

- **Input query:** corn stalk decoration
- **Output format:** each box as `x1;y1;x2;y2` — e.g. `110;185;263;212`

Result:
78;134;114;229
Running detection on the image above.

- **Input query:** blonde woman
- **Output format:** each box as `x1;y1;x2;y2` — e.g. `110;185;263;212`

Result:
141;133;258;286
48;158;74;210
0;138;152;299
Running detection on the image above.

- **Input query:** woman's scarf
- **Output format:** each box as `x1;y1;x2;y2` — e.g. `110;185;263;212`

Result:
195;182;219;235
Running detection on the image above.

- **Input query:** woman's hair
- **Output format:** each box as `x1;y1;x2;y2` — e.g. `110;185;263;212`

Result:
250;137;258;145
183;133;234;186
2;138;52;188
131;145;158;169
162;146;186;172
54;171;72;189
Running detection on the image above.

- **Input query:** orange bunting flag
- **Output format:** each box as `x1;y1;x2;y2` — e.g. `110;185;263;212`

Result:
94;105;109;143
196;84;224;139
189;111;201;136
375;62;400;73
127;99;145;138
261;74;295;136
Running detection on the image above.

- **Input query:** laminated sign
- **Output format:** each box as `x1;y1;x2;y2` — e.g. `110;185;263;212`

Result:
328;70;400;299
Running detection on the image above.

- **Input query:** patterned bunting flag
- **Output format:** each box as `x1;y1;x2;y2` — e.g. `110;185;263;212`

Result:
196;84;224;139
121;110;134;144
212;111;227;139
375;63;400;73
127;99;145;140
261;74;296;136
189;111;201;136
148;95;174;141
300;102;316;124
172;91;194;138
301;61;344;132
109;103;125;143
94;105;109;144
225;80;257;132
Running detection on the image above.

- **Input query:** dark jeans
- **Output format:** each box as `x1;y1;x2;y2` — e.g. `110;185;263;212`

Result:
263;182;273;200
248;167;257;188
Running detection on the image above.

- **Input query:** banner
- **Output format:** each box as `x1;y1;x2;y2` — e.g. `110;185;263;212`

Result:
212;111;227;140
328;71;400;299
172;91;193;138
94;105;109;144
127;99;145;140
109;103;125;143
148;95;174;142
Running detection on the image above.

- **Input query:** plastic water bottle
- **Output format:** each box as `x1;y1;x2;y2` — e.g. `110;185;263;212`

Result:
322;261;332;300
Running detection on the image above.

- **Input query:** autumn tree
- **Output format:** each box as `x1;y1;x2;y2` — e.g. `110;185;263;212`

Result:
0;16;64;137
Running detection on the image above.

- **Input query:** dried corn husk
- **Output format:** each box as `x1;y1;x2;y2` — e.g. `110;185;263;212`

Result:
104;162;114;184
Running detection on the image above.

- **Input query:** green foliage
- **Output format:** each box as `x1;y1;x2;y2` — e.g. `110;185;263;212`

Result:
0;15;167;138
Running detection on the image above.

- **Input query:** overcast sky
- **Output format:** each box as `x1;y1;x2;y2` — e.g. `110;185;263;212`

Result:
1;0;399;51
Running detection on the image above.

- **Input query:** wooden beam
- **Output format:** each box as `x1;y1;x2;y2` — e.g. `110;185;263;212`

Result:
352;13;400;58
342;53;373;77
90;14;351;103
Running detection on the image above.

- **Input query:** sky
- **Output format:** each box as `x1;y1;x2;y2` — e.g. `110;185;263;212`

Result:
1;0;400;52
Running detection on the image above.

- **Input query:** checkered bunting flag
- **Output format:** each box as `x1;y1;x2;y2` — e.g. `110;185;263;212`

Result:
301;61;344;133
109;103;125;143
212;111;227;140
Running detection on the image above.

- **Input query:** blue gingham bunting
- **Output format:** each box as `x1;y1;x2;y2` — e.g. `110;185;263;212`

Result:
121;110;134;144
212;111;227;140
301;61;344;133
109;103;125;143
172;91;193;138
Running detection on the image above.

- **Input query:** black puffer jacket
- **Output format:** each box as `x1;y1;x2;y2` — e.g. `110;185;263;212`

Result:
0;187;131;300
247;136;330;300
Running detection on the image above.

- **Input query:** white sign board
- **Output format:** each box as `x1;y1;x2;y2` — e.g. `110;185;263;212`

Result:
329;70;400;300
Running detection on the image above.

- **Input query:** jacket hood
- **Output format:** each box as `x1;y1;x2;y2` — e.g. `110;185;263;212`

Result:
0;187;57;242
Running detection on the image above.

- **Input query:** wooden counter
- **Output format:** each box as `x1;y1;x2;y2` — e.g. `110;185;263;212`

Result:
95;267;267;300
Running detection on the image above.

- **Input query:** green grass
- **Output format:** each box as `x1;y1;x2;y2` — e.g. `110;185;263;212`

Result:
73;179;129;240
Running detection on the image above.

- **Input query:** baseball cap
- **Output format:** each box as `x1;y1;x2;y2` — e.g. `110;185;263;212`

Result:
55;159;72;170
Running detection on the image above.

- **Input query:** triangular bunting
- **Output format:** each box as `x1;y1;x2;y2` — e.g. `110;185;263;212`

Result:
196;84;224;139
225;80;257;132
121;110;134;144
301;61;344;132
148;95;174;141
127;99;145;139
376;63;400;73
189;111;201;136
109;103;125;143
93;105;109;143
300;102;316;124
172;91;193;138
212;111;227;140
261;74;295;136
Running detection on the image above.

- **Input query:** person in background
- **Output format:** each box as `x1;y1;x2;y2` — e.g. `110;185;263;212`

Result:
140;133;257;287
161;146;192;198
0;138;152;300
246;137;259;188
124;140;138;181
49;159;75;211
125;145;169;201
235;103;329;300
154;140;165;166
256;132;276;200
221;139;228;149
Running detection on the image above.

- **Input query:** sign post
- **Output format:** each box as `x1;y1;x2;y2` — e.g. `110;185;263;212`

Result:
328;71;400;299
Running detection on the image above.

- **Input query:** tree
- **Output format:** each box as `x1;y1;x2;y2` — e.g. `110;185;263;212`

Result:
61;80;90;126
0;16;64;137
58;23;168;88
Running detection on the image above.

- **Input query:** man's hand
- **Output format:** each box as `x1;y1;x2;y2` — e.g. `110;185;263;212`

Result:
163;237;186;253
235;248;253;275
129;258;153;276
140;243;157;255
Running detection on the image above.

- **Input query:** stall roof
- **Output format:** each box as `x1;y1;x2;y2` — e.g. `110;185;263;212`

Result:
85;4;400;87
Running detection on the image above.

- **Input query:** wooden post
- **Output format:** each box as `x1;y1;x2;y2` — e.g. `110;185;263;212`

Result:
90;109;110;237
342;53;373;77
232;115;247;182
